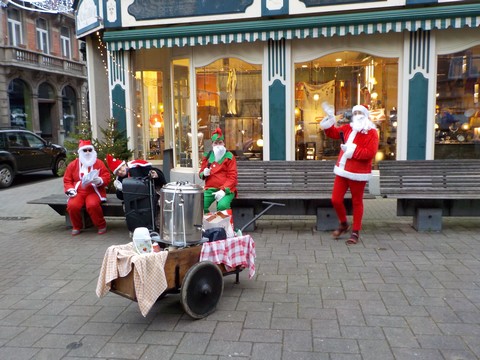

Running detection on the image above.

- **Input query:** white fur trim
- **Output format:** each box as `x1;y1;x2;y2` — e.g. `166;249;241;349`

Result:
334;166;372;181
113;161;125;175
352;105;369;118
320;116;335;129
78;145;94;152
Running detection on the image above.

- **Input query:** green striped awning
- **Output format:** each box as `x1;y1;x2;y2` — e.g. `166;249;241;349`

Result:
104;3;480;51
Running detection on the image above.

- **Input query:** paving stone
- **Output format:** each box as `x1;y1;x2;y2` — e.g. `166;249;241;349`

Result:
205;339;252;357
96;342;148;359
176;332;211;354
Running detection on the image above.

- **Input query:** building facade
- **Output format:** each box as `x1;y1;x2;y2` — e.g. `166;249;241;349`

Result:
74;0;480;181
0;2;87;145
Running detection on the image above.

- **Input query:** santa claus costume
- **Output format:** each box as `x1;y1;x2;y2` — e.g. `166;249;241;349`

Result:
106;154;166;200
320;104;379;245
63;140;111;235
199;128;238;215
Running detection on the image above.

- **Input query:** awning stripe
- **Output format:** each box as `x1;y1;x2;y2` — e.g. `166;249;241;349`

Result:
105;11;480;51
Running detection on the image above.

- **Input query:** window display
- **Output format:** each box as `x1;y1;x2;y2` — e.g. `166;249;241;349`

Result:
134;70;166;162
294;52;398;164
435;45;480;159
196;58;263;163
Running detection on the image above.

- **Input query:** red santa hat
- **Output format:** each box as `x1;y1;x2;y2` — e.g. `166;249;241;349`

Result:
352;104;370;118
106;154;125;175
78;139;94;152
211;128;224;141
127;159;152;168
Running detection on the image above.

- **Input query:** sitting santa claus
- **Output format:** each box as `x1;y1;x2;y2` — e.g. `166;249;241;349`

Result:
63;140;111;236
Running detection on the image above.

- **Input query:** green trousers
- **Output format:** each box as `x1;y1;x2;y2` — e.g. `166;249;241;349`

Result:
204;187;235;213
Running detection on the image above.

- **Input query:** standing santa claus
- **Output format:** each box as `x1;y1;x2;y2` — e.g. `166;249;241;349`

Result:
63;140;111;236
320;104;378;245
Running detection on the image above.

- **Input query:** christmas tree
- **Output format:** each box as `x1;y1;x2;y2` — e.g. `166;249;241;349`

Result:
58;121;92;176
58;118;133;193
93;117;132;164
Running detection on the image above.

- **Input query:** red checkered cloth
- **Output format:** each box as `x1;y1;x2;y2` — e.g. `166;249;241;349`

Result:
200;235;256;278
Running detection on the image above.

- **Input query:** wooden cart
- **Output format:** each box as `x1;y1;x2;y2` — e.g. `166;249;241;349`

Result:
108;202;283;319
109;243;240;319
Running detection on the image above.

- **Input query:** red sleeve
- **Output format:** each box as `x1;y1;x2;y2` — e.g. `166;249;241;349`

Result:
63;160;77;192
221;156;238;193
98;160;111;187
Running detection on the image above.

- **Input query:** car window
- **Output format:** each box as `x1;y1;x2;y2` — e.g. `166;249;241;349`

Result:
0;134;6;149
7;133;24;148
23;133;45;148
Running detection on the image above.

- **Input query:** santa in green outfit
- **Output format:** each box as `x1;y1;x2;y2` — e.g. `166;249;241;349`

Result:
199;128;238;215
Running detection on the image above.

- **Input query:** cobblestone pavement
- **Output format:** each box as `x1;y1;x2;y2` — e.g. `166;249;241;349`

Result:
1;177;480;360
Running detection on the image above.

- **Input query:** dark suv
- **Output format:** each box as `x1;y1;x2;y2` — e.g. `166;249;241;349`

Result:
0;129;67;188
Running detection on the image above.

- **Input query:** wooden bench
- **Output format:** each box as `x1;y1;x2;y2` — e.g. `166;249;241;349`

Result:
233;160;374;231
379;159;480;231
28;193;125;228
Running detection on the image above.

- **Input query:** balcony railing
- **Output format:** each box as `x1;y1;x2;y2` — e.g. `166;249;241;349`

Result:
0;46;87;78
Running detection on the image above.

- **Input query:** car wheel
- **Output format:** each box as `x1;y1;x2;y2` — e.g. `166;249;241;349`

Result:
0;164;14;188
53;157;66;177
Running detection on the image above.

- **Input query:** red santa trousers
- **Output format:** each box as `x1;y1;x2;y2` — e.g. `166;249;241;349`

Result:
67;187;106;230
331;175;367;231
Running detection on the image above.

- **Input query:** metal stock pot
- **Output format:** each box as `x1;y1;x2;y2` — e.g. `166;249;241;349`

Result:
158;181;204;246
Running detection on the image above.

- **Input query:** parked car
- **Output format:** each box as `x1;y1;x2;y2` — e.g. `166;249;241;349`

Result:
0;128;67;188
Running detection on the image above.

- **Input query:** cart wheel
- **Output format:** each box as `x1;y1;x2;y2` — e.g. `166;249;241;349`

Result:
180;261;223;319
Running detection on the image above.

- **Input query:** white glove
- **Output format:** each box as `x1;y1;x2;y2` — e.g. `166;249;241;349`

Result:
213;189;226;201
341;143;357;159
92;177;102;186
65;189;77;197
114;179;123;191
321;102;335;118
203;168;211;177
320;116;335;130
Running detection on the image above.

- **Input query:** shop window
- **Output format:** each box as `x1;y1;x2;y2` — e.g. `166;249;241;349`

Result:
62;86;77;138
294;52;398;164
195;58;263;162
173;60;192;167
8;78;32;129
134;70;166;162
38;82;55;138
435;45;480;159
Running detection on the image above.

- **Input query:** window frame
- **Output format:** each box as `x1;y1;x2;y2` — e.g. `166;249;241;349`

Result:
36;18;49;54
60;26;71;59
7;9;23;46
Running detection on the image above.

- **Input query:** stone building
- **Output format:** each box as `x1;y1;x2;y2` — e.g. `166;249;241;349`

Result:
0;1;87;145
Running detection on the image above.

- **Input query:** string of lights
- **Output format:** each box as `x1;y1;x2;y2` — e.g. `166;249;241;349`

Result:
1;0;73;13
95;31;142;121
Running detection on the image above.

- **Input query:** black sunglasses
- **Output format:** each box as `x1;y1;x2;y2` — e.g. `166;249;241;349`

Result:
82;148;93;152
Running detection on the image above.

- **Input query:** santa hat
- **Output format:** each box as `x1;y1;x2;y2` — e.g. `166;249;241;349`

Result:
106;154;125;175
78;139;94;152
211;128;224;141
352;104;370;119
128;159;152;168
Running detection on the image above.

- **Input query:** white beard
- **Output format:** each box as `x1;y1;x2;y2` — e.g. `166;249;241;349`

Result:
213;145;226;162
79;149;97;168
351;115;368;132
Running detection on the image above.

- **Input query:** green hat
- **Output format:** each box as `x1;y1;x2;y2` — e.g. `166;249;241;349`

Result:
211;128;224;141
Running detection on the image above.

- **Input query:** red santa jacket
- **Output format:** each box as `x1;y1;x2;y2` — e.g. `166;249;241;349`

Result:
63;158;111;201
324;124;378;181
199;151;238;196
